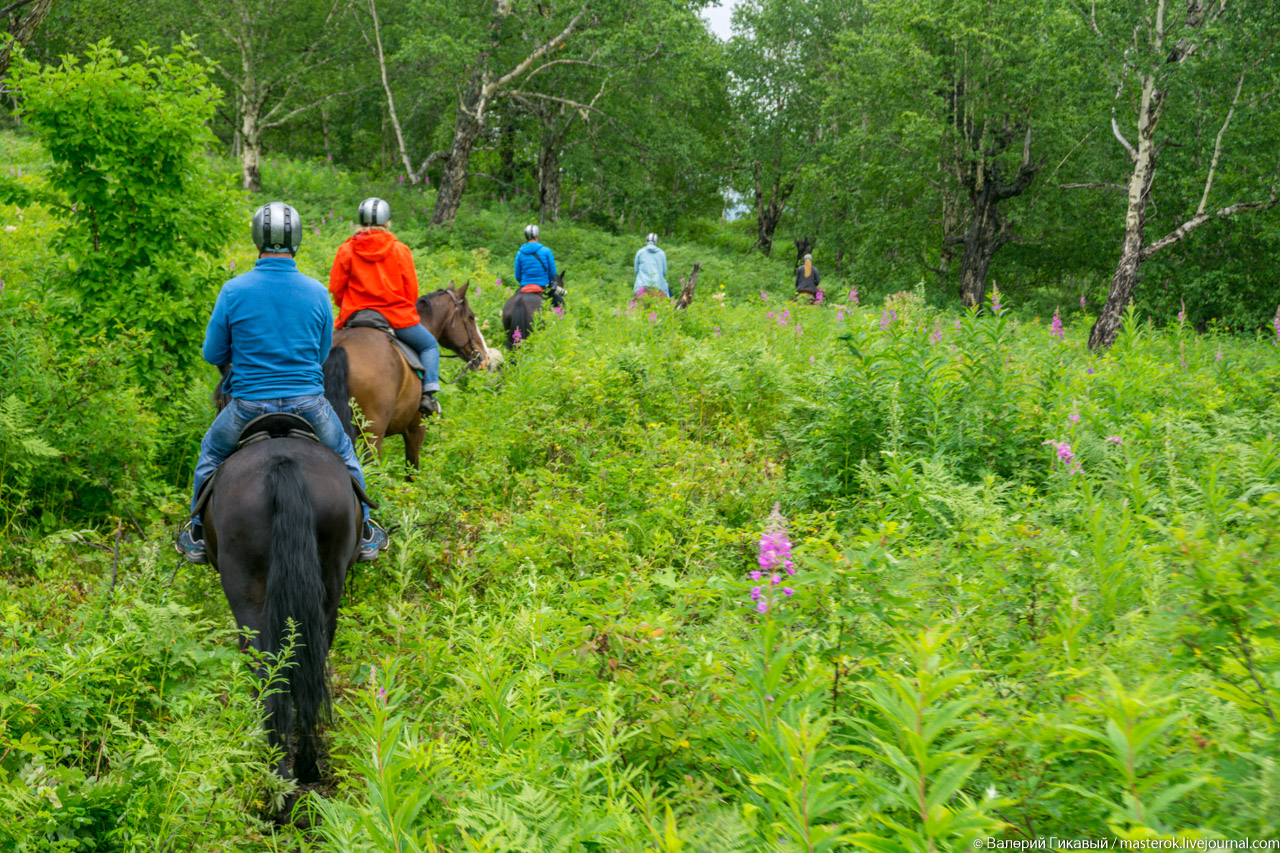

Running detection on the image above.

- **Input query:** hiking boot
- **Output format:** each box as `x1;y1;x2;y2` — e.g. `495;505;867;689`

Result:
358;520;389;563
176;525;208;565
419;392;441;416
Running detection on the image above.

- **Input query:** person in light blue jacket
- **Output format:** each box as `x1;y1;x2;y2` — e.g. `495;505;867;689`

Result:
633;233;669;297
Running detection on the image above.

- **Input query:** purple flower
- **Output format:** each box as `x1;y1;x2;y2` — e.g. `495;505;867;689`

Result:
554;304;564;316
1215;348;1223;362
815;289;824;305
749;571;761;581
1080;294;1087;309
880;308;897;331
1045;440;1082;474
848;287;859;305
1178;300;1186;327
398;175;405;185
378;686;387;702
512;327;523;346
955;319;963;331
767;312;775;320
782;588;795;597
837;309;845;322
760;291;769;302
1050;309;1065;341
771;573;781;585
930;322;943;345
326;155;332;162
1087;366;1095;375
990;286;1003;314
750;586;762;601
1068;412;1080;424
1106;435;1124;445
1273;307;1280;344
229;261;236;270
714;326;722;337
648;311;657;322
496;277;502;286
809;356;815;364
756;601;769;614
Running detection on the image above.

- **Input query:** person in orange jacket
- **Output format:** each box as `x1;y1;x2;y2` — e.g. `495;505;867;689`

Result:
329;197;441;415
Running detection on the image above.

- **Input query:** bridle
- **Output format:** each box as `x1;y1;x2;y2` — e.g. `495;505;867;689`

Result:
439;290;486;370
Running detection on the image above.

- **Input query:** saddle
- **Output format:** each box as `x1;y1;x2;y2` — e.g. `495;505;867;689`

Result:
345;309;425;375
189;413;376;522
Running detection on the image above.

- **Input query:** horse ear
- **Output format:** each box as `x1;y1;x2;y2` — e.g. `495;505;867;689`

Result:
457;280;470;299
447;280;455;291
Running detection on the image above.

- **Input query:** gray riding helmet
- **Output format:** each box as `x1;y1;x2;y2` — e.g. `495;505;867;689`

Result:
251;201;302;254
646;232;658;244
524;224;540;241
358;197;391;227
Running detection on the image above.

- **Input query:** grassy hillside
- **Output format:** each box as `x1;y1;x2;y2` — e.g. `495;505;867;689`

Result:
3;135;1280;850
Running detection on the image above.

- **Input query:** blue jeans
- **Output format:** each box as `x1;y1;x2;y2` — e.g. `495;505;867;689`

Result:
191;394;368;525
393;324;441;393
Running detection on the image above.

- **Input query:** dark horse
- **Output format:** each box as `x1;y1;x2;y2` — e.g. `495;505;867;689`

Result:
502;270;565;349
202;411;363;823
324;281;489;466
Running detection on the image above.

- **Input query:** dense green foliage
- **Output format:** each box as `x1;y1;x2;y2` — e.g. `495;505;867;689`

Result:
4;127;1280;848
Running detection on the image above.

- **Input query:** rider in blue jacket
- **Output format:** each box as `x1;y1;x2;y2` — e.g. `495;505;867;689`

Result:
176;202;387;565
514;224;558;295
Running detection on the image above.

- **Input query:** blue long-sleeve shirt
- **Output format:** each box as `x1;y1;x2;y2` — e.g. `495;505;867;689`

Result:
633;244;669;295
514;241;556;287
203;257;333;400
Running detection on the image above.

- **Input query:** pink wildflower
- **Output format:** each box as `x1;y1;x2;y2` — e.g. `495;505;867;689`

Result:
1050;309;1064;341
1106;436;1124;445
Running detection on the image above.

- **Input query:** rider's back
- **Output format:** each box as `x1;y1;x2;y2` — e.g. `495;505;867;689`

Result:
204;257;333;401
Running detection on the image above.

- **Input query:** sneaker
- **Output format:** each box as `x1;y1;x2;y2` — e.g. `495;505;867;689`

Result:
419;392;441;416
176;526;208;565
358;520;389;562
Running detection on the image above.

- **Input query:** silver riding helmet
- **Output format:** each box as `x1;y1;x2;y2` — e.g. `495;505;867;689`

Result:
358;197;391;226
646;232;658;244
524;224;540;240
251;201;302;254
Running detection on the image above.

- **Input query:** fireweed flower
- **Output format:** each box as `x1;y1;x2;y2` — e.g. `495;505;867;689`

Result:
930;322;943;345
1106;435;1124;445
648;311;658;322
512;327;523;346
1273;307;1280;344
1050;310;1065;341
990;286;1003;314
848;286;859;305
760;291;769;302
880;308;897;331
1080;294;1087;308
554;304;564;317
751;503;797;614
1068;412;1080;424
815;289;824;305
1178;300;1187;328
1045;439;1082;474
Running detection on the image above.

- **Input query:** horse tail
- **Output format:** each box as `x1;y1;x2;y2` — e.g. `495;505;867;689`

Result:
263;456;330;783
323;347;357;443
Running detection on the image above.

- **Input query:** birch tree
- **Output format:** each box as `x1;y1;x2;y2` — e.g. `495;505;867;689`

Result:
191;0;357;191
1080;0;1280;349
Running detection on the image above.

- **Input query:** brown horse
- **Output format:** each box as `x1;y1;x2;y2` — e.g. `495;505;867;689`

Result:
323;281;489;467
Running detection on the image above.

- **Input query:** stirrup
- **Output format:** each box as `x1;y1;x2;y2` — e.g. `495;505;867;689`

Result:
418;393;441;416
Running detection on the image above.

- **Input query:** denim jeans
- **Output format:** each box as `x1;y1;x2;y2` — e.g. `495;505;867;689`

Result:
190;394;368;524
392;323;441;393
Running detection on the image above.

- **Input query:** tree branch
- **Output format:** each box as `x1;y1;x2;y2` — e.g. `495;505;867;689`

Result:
505;89;608;117
260;89;355;130
1061;182;1128;191
1141;196;1280;260
487;6;587;97
1196;68;1247;216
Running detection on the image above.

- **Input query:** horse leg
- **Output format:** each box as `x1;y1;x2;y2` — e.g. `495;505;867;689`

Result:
404;419;425;471
217;567;293;779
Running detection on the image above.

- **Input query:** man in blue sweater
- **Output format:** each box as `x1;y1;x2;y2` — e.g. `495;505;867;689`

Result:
513;224;561;305
176;201;386;564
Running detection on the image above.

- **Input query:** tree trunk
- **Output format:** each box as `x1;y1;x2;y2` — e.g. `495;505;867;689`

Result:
1090;76;1162;350
0;0;55;78
430;112;482;226
675;262;702;310
538;141;561;223
753;166;790;257
958;188;1007;308
240;101;263;192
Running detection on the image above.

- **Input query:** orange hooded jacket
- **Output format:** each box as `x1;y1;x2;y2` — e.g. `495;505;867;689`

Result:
329;230;421;329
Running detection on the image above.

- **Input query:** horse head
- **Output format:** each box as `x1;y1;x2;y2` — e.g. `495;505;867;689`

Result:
417;281;491;371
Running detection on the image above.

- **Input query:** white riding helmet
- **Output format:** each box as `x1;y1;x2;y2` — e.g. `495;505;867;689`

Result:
358;197;391;226
251;201;302;254
524;224;540;241
646;233;658;244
